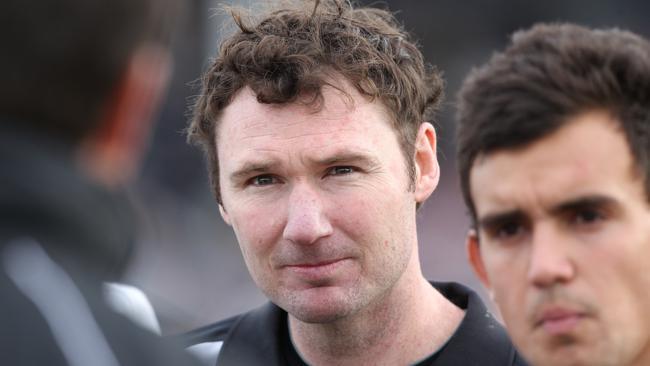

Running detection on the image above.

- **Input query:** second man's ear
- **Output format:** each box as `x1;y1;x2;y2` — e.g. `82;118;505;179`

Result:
466;230;491;289
219;204;232;226
413;122;440;203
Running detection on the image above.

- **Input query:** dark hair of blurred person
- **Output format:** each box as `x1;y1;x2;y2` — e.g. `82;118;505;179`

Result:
0;0;200;364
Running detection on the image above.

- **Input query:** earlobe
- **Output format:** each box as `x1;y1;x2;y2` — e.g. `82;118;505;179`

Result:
413;122;440;203
219;204;232;226
467;230;491;289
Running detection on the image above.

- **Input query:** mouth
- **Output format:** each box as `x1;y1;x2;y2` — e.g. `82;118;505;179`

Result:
535;307;587;335
282;258;350;280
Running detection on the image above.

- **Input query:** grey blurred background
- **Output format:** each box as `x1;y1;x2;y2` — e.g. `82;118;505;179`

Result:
124;0;650;334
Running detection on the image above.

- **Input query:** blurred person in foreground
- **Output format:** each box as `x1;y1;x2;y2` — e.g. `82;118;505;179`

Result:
0;0;199;364
184;1;525;365
457;23;650;366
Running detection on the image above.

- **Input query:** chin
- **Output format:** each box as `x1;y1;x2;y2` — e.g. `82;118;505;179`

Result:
290;307;349;324
278;286;360;324
525;344;603;366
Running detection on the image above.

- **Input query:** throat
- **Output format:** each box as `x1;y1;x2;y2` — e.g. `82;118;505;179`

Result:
288;307;401;365
288;278;464;366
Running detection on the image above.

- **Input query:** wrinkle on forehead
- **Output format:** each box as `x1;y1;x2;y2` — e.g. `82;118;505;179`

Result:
219;80;381;130
220;93;386;148
241;128;359;144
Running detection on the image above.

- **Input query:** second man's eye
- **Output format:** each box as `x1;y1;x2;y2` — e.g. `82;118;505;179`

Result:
496;221;524;239
574;208;605;226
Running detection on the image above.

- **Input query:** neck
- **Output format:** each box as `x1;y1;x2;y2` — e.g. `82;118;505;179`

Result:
288;252;465;366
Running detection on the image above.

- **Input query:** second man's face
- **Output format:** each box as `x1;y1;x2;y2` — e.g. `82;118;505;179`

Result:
468;110;650;366
215;79;435;324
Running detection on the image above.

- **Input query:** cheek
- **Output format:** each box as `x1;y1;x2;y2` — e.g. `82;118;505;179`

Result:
334;188;407;243
491;280;531;351
483;249;530;323
578;251;650;359
329;189;376;227
230;207;284;265
344;189;415;263
491;271;523;313
588;224;647;289
484;245;525;288
588;242;650;325
327;192;394;256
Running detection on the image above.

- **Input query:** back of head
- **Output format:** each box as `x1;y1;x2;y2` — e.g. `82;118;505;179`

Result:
0;0;178;145
0;0;182;283
187;0;443;203
456;23;650;223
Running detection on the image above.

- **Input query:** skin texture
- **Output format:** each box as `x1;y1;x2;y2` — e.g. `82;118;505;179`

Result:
467;110;650;366
216;78;463;365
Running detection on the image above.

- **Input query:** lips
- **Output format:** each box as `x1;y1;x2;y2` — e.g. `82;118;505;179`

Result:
535;307;586;335
282;258;350;281
289;259;343;268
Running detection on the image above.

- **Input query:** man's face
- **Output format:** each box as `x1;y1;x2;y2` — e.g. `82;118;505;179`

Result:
468;110;650;366
216;81;437;323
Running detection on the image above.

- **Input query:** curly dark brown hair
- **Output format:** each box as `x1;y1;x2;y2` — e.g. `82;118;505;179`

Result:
456;23;650;226
187;0;443;204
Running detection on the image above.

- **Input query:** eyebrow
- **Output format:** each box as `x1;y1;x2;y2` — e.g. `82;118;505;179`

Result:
312;152;380;168
549;194;619;216
477;194;619;230
228;151;381;184
229;160;281;184
477;210;527;231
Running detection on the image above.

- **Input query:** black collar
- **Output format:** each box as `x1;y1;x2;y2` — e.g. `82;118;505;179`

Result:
216;281;523;366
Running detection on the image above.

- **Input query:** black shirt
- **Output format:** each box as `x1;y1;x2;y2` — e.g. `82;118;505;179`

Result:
185;281;528;365
0;124;199;366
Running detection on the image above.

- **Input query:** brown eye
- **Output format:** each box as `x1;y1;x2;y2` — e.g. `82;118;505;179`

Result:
496;222;524;239
574;209;604;225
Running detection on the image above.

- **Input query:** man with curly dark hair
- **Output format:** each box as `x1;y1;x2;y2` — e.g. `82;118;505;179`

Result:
184;1;525;365
457;23;650;366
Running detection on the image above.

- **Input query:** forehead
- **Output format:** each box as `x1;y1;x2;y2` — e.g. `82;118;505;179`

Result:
469;111;640;215
215;82;397;161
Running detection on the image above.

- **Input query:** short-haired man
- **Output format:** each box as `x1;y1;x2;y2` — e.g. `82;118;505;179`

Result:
185;1;525;365
0;0;198;364
457;23;650;366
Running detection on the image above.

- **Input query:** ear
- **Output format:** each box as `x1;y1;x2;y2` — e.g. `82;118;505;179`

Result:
467;229;491;289
413;122;440;203
78;45;172;186
219;204;232;226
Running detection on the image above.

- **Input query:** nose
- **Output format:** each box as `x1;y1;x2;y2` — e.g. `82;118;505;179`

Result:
282;182;333;245
527;225;576;288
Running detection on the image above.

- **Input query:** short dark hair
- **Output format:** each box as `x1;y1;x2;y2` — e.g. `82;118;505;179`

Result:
187;0;443;204
0;0;179;144
456;23;650;225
